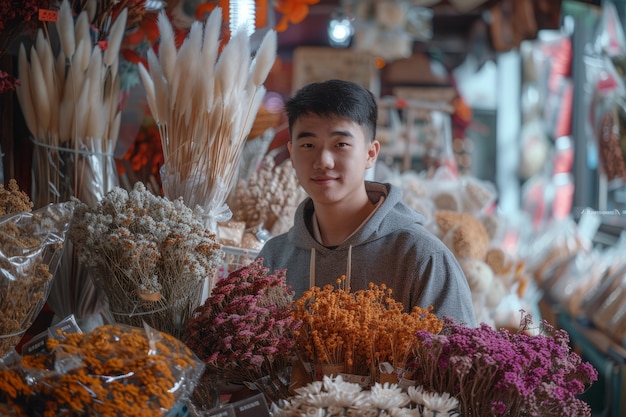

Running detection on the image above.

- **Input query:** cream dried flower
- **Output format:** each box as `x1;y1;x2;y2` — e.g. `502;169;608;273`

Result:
228;155;304;236
69;182;223;338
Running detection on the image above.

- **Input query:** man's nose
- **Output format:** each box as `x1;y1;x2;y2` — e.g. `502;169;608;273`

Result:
313;148;334;169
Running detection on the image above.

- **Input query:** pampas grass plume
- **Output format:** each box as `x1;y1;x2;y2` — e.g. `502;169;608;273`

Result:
16;44;38;138
74;78;91;140
169;20;201;118
55;49;67;95
250;30;277;89
104;8;127;68
138;63;159;122
57;0;76;60
147;48;168;126
29;49;51;134
157;10;177;83
74;12;90;49
86;0;97;23
215;29;248;102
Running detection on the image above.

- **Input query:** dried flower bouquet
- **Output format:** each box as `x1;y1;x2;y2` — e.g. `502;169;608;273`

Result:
0;322;204;416
16;0;130;207
69;182;223;339
138;7;277;230
273;375;460;417
228;154;305;237
16;0;140;332
183;258;300;405
411;313;598;417
0;184;73;356
291;280;443;383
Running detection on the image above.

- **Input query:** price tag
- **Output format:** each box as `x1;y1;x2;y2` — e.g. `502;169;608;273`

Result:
232;394;270;417
38;9;58;22
205;405;235;417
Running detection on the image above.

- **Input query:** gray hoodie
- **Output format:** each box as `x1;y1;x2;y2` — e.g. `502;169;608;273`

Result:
258;181;477;327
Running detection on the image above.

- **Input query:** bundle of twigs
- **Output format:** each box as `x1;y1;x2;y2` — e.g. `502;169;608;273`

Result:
15;0;128;208
138;8;277;231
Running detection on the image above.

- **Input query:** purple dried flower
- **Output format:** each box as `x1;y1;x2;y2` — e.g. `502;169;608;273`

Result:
411;312;598;417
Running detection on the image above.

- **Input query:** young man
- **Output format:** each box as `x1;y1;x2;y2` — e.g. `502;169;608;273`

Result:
258;79;477;327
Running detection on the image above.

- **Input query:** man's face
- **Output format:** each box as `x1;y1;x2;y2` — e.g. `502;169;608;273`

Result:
288;114;379;207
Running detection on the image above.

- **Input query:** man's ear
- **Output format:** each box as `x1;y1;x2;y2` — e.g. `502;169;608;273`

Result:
366;140;380;169
287;140;293;158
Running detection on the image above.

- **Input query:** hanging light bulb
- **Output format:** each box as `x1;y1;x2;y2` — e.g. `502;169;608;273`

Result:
230;0;256;36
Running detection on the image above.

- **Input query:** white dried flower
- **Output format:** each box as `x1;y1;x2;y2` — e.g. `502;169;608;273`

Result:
368;382;410;410
421;391;458;414
69;182;223;338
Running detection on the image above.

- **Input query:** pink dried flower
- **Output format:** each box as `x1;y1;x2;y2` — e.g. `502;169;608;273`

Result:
183;258;301;402
0;69;18;94
411;312;598;417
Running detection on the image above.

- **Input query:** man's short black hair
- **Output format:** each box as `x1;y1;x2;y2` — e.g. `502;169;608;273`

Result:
285;79;377;141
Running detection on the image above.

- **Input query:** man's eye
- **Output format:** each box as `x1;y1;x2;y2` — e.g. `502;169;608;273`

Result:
337;142;349;147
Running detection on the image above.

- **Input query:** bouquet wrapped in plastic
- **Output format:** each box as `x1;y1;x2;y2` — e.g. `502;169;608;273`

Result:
0;320;205;416
0;192;73;357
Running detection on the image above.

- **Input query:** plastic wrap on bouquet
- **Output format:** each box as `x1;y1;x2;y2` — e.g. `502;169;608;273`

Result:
30;139;119;331
159;153;234;233
160;162;232;302
0;322;205;415
95;261;205;340
0;202;73;356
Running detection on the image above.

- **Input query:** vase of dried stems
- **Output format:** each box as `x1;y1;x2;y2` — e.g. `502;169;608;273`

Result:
31;139;119;331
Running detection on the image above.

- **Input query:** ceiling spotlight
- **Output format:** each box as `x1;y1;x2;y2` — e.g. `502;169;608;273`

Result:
328;11;354;48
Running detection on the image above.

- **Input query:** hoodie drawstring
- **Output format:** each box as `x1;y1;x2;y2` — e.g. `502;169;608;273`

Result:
309;248;316;289
346;245;352;289
309;245;352;289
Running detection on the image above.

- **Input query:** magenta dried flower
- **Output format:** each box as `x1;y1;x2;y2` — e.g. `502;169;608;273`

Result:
411;312;598;417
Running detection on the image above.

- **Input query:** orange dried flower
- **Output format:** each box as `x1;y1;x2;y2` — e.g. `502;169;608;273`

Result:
4;324;204;415
292;279;443;381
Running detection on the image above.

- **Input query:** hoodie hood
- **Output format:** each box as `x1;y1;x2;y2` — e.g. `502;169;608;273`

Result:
287;182;427;291
288;181;426;253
